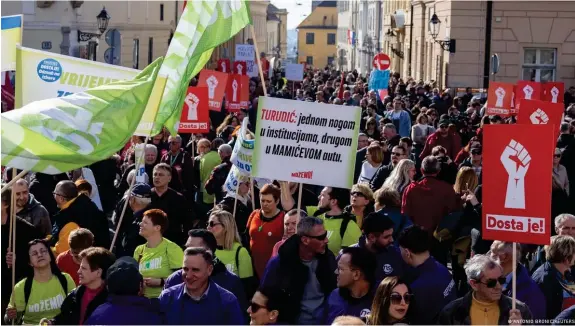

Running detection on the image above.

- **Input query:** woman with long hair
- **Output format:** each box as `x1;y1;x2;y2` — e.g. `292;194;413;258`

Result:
358;143;384;184
364;117;381;141
382;160;416;195
410;113;434;163
5;239;76;325
367;277;413;325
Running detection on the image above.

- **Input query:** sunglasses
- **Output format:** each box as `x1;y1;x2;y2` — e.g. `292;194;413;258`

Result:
477;277;507;288
471;150;482;155
304;231;328;241
250;301;267;313
351;191;367;198
439;125;449;129
207;221;222;228
390;292;413;305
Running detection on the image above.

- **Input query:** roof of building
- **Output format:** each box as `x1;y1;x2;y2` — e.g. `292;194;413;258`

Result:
317;1;337;7
267;12;280;21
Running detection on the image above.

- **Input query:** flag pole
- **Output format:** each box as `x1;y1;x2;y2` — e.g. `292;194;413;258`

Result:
10;168;17;325
512;242;517;310
1;170;28;194
232;182;240;218
297;183;303;213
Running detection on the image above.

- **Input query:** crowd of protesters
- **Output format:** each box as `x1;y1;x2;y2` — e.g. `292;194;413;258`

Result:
2;64;575;325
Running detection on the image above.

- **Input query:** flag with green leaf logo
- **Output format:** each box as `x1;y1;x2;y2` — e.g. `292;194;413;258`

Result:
1;57;164;174
151;0;252;136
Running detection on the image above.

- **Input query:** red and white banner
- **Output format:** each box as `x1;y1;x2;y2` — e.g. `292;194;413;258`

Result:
543;82;564;104
225;74;249;112
233;61;247;76
486;82;514;116
178;87;209;133
514;81;542;113
197;69;229;111
217;59;231;73
482;124;554;245
516;99;564;140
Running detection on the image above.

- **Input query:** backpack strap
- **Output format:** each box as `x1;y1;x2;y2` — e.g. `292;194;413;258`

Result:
56;273;68;294
23;277;33;310
235;245;242;276
339;214;357;240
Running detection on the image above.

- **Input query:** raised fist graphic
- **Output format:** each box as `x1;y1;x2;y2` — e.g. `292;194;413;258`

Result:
551;86;559;103
529;108;549;124
185;93;199;120
522;85;533;100
495;87;506;107
237;64;243;75
500;139;531;209
221;62;227;73
232;79;238;102
206;75;218;99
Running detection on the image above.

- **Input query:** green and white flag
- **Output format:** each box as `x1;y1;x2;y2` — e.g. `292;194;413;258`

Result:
152;0;252;136
1;58;163;174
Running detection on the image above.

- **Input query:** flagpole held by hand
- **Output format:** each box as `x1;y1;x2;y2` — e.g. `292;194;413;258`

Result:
250;25;268;97
1;170;28;194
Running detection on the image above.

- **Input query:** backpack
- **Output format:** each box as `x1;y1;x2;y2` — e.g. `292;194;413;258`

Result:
23;273;68;315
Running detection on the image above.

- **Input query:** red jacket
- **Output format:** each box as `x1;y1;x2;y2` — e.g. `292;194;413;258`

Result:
420;131;462;160
401;176;460;232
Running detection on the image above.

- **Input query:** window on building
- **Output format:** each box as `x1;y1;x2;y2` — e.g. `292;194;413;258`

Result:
327;33;336;45
148;37;154;64
21;0;34;14
306;33;315;44
160;4;164;21
133;39;140;69
306;56;313;65
328;56;335;66
522;48;556;82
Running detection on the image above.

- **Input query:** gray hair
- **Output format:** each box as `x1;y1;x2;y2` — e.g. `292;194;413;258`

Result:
14;178;29;188
490;240;521;258
218;144;233;155
127;170;149;186
555;213;575;228
296;216;324;236
383;123;397;132
358;133;367;138
168;135;182;143
422;156;441;175
286;209;307;219
131;195;151;207
145;144;158;156
464;254;502;283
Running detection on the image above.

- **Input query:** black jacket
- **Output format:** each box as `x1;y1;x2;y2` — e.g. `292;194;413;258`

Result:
51;194;111;249
437;291;533;325
52;285;108;325
215;195;251;234
28;172;69;220
260;235;337;324
205;159;232;203
369;163;394;191
149;188;188;246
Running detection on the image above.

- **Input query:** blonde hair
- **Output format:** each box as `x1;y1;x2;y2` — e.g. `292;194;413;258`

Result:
210;210;242;250
351;183;374;202
367;143;384;165
454;166;479;194
382;159;415;194
545;235;575;263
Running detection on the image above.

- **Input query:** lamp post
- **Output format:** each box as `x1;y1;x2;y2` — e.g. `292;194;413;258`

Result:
78;7;110;61
428;12;455;53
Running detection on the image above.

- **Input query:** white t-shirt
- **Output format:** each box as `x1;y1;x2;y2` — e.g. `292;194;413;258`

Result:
358;161;380;183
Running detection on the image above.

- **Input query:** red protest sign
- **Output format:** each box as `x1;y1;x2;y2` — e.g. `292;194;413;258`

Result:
486;82;514;116
217;59;231;73
482;124;554;245
225;74;249;112
178;87;209;133
543;82;564;104
234;61;247;75
197;70;229;111
510;85;516;114
515;81;542;112
516;99;564;140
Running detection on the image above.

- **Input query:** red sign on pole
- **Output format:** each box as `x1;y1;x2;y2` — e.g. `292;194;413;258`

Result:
486;82;514;116
217;59;231;73
197;70;229;111
542;82;564;104
233;61;247;75
225;74;249;112
178;87;209;133
514;81;542;112
372;53;391;71
482;124;554;245
516;99;564;140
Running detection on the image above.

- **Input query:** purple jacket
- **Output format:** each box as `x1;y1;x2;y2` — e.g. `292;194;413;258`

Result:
503;264;546;320
326;288;374;324
84;295;163;325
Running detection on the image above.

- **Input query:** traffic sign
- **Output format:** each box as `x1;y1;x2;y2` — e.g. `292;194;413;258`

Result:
372;53;391;71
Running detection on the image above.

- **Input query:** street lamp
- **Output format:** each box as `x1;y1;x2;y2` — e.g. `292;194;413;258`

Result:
97;7;110;34
428;12;455;53
78;7;111;61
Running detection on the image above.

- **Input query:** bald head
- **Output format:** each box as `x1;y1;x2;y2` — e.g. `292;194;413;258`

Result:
54;180;78;207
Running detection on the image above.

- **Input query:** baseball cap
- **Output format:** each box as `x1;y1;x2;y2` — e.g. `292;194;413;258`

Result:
439;118;450;126
106;257;143;295
131;183;152;199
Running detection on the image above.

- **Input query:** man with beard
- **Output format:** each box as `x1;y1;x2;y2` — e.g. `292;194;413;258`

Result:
13;179;51;236
369;145;408;191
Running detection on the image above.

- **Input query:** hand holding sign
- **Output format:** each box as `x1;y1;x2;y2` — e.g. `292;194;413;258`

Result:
501;139;531;209
529;109;549;124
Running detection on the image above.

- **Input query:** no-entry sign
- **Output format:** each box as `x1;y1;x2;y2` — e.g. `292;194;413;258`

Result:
372;53;391;71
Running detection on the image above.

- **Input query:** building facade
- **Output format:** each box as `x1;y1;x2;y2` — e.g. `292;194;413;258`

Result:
336;0;352;71
297;1;338;68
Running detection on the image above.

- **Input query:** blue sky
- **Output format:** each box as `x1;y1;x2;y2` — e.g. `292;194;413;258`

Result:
270;0;312;29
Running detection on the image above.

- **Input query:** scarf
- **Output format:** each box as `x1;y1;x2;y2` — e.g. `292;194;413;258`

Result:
555;268;575;310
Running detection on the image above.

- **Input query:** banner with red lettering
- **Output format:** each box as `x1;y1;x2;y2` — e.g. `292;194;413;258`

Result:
225;74;249;112
178;87;209;133
486;82;514;116
233;61;247;75
197;69;228;111
516;99;563;140
543;82;564;104
217;59;231;73
515;81;542;112
482;124;554;245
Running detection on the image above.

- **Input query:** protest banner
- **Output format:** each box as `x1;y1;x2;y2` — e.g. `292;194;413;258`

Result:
482;124;554;245
543;82;564;104
224;165;250;193
197;69;228;111
178;87;209;133
514;81;542;112
217;58;231;73
235;44;258;77
134;144;146;183
252;97;361;189
226;74;249;112
516;99;564;140
285;64;304;82
486;82;514;116
231;118;254;174
234;61;247;75
1;15;22;72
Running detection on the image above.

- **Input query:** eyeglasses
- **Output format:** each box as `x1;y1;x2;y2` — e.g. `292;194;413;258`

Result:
207;221;222;228
351;191;367;198
304;231;328;241
477;277;506;288
30;249;49;257
391;152;404;156
250;301;267;313
439;125;449;129
390;292;413;305
52;192;66;198
554;154;561;158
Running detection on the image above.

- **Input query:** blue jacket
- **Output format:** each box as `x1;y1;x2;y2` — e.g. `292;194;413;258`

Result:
532;261;568;320
84;295;163;325
326;288;374;324
164;260;247;312
503;264;546;320
384;110;411;137
409;256;456;325
348;236;410;285
159;280;243;325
